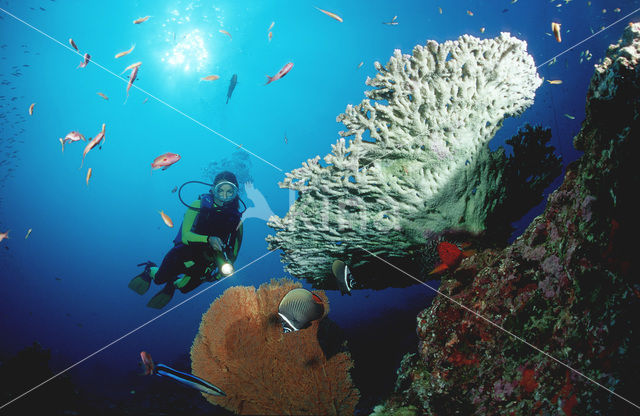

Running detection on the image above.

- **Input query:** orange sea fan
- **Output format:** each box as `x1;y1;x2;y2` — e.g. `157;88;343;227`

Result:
191;278;359;415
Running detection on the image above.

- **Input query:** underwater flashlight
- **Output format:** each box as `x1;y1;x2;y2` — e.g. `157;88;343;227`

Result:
220;262;234;277
214;250;234;277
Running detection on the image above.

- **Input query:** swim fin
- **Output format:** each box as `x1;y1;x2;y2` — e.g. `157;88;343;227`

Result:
128;262;156;295
147;283;176;309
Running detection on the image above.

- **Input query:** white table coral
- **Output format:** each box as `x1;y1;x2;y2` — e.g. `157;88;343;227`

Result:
267;33;542;287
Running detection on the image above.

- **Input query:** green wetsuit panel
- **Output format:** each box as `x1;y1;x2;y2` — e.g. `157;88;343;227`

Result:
175;275;192;288
181;200;208;244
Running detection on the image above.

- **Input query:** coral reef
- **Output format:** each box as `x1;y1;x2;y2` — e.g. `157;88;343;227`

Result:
0;342;84;416
484;124;562;243
267;33;545;289
373;22;640;416
190;278;360;415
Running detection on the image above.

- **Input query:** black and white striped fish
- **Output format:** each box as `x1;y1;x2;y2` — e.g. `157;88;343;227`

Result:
332;260;355;296
155;364;226;396
277;288;325;333
140;351;225;397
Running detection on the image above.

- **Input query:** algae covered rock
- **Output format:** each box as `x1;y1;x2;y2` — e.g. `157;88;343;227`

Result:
374;22;640;416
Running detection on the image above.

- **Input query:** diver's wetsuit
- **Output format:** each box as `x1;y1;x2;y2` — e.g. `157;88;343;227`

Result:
154;194;243;293
154;243;216;293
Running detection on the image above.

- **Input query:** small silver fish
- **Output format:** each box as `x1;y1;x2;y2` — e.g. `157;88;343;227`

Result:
382;15;398;25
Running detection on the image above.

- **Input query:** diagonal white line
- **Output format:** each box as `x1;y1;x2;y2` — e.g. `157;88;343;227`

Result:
536;7;640;69
0;6;283;173
357;246;640;411
2;2;639;412
0;249;277;411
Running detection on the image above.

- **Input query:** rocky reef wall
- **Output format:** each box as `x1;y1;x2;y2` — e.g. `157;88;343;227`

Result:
373;22;640;416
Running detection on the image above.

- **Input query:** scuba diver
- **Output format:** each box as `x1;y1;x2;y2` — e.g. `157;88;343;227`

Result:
129;171;245;309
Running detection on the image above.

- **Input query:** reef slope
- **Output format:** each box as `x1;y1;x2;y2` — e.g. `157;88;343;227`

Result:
374;22;640;416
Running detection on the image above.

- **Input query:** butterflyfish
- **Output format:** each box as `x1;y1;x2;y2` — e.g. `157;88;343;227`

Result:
332;260;355;296
277;288;325;333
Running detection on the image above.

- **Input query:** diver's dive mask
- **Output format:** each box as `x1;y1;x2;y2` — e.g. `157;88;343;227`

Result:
211;181;238;203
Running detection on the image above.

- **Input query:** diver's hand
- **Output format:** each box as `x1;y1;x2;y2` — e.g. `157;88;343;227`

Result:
208;236;223;252
205;272;221;282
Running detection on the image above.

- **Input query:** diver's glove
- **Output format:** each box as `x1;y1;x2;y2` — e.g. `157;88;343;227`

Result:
205;271;222;282
208;236;224;253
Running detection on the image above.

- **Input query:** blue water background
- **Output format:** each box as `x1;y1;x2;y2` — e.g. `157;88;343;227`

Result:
1;0;638;411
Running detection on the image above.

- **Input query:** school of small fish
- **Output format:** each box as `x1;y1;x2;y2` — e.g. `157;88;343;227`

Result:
3;3;601;246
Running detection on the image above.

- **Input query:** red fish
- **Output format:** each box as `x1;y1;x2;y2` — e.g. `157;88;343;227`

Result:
80;123;106;169
151;152;181;171
0;230;9;243
429;241;474;275
59;131;86;152
133;16;150;24
78;53;91;68
140;351;155;375
265;62;293;85
125;65;139;103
